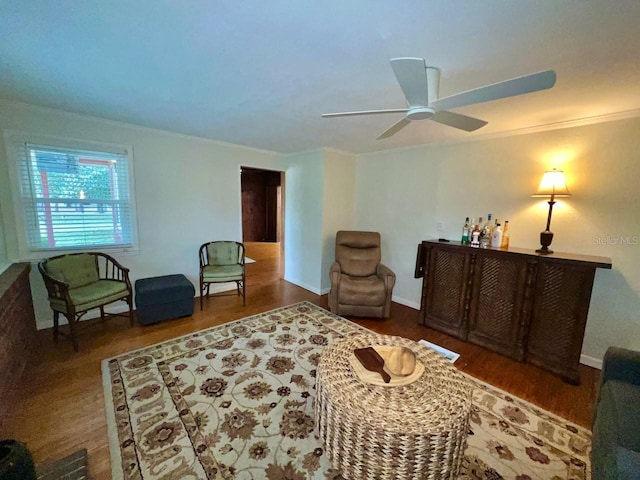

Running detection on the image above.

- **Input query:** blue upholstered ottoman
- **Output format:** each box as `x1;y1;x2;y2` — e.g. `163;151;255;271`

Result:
135;274;195;325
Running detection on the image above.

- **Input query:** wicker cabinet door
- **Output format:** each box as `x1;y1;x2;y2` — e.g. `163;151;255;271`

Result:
468;252;535;360
421;244;470;339
526;259;597;384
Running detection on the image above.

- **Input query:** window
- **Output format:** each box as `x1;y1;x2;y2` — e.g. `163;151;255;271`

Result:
6;133;137;254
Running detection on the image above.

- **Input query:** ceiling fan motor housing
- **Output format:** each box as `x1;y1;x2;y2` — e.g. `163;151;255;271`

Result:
426;66;441;104
407;107;435;120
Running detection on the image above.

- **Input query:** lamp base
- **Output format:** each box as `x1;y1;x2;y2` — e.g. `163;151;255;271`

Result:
536;230;554;255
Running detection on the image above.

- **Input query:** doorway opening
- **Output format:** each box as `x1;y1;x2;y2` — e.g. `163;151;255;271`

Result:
240;166;284;281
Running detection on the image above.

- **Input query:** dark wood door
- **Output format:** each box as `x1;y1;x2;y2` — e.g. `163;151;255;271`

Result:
265;185;279;242
241;168;281;242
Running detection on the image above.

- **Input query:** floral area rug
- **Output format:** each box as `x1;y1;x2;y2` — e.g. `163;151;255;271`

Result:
102;302;591;479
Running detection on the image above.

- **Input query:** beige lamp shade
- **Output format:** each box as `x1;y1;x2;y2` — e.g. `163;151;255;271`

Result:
532;169;571;197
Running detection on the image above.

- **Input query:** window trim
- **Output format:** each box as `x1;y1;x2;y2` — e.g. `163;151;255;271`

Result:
3;130;139;260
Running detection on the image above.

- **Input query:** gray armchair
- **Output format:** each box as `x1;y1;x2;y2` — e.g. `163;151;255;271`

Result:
328;231;396;318
592;346;640;479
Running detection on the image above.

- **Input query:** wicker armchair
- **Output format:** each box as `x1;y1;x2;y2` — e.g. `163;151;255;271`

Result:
199;241;246;310
38;252;133;351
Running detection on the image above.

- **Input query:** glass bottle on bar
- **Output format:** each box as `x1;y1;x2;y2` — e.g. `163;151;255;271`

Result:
461;217;470;245
470;217;482;247
501;220;510;249
480;213;493;248
491;222;503;248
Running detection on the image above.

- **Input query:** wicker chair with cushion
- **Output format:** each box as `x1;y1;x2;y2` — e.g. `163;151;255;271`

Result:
38;252;133;351
199;241;246;310
328;230;396;319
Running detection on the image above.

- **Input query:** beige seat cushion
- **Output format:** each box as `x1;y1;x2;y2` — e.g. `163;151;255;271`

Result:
338;275;386;306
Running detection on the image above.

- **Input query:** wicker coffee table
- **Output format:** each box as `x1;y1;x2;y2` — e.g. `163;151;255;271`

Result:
315;334;471;480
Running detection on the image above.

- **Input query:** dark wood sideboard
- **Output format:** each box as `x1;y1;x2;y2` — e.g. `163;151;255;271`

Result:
0;263;36;428
414;240;612;384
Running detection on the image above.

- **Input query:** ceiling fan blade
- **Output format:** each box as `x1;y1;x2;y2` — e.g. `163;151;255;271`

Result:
322;108;409;118
390;57;429;107
431;111;488;132
431;70;556;111
377;117;411;140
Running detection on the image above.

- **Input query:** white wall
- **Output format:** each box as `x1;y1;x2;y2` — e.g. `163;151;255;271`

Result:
354;147;441;308
321;148;356;292
355;116;640;361
281;147;357;294
281;150;325;294
3;98;637;363
0;206;9;274
0;100;287;329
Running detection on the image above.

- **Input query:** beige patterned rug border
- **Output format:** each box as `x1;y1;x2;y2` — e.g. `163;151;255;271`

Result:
102;301;591;480
463;369;591;479
464;370;591;439
102;366;122;480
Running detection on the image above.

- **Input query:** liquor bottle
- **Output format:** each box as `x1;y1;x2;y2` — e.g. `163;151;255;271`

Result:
491;222;503;248
470;219;481;247
501;220;510;249
480;214;493;248
461;217;470;244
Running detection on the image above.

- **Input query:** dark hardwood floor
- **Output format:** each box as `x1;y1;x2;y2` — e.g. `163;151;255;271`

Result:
2;242;598;479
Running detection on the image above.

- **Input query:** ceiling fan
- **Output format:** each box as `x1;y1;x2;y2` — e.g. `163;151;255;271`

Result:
322;57;556;139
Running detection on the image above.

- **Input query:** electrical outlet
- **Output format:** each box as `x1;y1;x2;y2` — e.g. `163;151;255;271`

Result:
437;222;444;232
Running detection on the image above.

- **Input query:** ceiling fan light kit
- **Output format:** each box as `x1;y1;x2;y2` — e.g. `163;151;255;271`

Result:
322;57;556;139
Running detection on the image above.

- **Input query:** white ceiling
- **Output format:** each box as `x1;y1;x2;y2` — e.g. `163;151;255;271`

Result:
2;1;640;154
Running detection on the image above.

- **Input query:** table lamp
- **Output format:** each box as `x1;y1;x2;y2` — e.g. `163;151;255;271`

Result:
532;168;571;254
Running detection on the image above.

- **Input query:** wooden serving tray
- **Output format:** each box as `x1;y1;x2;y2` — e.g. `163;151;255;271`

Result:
349;345;425;386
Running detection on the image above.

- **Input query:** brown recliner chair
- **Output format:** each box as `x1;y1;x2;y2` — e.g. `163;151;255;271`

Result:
328;231;396;318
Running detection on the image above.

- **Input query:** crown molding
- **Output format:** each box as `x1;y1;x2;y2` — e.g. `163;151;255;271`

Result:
358;108;640;157
0;98;280;156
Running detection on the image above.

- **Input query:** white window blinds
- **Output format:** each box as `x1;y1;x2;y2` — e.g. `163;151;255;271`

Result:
14;141;135;251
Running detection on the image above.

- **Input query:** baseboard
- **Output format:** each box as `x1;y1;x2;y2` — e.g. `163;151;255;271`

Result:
35;289;606;372
36;284;243;330
580;353;603;370
392;295;420;310
201;283;238;295
282;276;323;295
389;297;602;370
38;302;133;329
0;261;11;276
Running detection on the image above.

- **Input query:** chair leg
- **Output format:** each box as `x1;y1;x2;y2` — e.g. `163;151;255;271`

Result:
240;280;246;306
53;311;59;343
128;295;134;326
68;315;79;352
200;281;204;311
100;305;105;322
